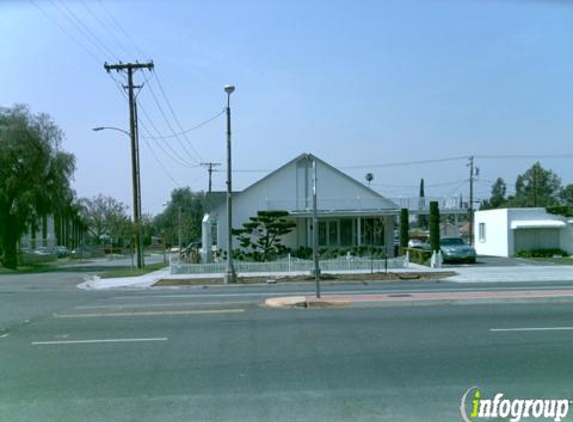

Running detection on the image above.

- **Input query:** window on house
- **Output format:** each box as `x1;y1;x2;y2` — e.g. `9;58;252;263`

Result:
479;223;486;242
340;219;353;246
318;221;327;246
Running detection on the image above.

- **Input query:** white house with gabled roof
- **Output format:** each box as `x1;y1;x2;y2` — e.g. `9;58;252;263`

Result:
202;153;401;261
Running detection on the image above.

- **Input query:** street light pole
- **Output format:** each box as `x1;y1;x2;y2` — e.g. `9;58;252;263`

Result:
92;124;144;267
312;158;321;298
178;205;182;260
224;84;237;284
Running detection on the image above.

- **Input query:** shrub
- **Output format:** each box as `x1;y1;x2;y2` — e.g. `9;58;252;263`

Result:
404;247;432;266
515;249;569;258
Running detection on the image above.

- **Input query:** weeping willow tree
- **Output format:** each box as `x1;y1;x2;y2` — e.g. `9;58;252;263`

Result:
0;105;75;269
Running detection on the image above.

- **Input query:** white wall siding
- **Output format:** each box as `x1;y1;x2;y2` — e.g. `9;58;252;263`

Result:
214;155;396;250
474;209;509;257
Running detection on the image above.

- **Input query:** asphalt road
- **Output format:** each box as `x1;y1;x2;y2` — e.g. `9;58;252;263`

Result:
2;271;573;422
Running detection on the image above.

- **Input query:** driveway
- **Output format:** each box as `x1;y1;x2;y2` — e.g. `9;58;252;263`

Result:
443;255;553;268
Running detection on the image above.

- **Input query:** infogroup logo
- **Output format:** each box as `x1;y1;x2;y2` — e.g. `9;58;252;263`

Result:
460;387;571;422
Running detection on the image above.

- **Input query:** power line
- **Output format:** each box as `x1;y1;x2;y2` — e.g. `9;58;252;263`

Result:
137;102;200;169
152;69;204;161
95;0;147;58
29;0;102;64
78;0;132;57
475;154;573;160
48;0;118;61
107;74;186;184
140;109;225;139
144;81;202;164
339;156;469;170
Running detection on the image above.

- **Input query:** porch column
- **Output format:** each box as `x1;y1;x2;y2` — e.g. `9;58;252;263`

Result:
201;213;212;263
357;216;362;246
384;216;395;258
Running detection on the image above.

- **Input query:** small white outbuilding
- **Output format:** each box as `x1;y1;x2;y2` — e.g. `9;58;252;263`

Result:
474;208;573;257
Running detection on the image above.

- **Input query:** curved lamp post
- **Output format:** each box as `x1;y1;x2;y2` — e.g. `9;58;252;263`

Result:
92;125;144;268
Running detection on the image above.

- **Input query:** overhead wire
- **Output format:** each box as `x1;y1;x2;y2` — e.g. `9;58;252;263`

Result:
108;74;183;187
152;69;205;162
78;0;132;57
95;0;148;59
144;80;202;164
47;0;120;61
28;0;103;64
140;109;225;139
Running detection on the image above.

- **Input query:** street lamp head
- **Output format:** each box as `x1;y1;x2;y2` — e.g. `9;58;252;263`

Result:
92;127;104;132
224;85;235;95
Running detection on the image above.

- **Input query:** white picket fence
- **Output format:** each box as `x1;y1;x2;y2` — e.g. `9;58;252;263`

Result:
170;254;408;275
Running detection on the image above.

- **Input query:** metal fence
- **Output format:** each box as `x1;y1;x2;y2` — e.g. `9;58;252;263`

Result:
170;255;408;275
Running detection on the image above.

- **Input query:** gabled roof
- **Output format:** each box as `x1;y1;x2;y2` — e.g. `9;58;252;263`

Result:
239;152;391;201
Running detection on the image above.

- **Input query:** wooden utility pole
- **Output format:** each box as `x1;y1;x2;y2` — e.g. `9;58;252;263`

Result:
200;162;221;192
104;61;154;269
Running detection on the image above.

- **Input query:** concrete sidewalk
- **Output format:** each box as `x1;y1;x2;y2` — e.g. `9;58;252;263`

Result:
77;268;171;290
448;265;573;283
77;264;573;290
77;264;436;290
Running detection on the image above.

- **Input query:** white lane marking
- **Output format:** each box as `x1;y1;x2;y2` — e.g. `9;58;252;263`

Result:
111;285;573;300
32;338;168;346
54;309;245;318
76;301;251;310
491;327;573;332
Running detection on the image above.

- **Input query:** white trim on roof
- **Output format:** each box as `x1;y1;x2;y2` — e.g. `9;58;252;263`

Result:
510;220;566;229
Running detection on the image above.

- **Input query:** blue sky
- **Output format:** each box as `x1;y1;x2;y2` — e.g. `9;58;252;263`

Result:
2;0;573;214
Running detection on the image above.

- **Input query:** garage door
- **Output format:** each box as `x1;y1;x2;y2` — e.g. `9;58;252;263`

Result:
514;228;560;252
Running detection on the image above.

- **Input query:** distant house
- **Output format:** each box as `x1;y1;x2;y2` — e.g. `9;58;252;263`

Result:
21;215;57;250
474;208;573;257
202;153;400;262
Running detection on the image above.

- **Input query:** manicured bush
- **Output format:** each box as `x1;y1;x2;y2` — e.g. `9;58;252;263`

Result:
404;247;432;266
515;248;569;258
429;201;440;252
400;209;409;249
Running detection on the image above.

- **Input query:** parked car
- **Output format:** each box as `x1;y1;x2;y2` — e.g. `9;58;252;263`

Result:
439;237;476;263
55;245;69;258
71;246;94;259
408;239;424;249
34;247;52;255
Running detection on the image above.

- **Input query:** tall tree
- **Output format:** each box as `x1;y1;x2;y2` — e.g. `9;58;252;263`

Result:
154;188;204;247
399;208;409;249
0;105;75;269
559;184;573;205
429;201;440;252
80;194;131;245
508;162;561;207
480;177;507;210
417;178;428;229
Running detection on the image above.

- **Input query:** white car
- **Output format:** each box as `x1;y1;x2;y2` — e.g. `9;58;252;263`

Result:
408;239;424;249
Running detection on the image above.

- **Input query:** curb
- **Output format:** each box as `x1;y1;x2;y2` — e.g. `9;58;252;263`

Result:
264;296;350;309
264;292;573;309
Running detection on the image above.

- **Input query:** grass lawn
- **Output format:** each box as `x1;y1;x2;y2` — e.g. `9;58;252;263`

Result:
528;257;573;265
99;262;169;279
0;260;64;274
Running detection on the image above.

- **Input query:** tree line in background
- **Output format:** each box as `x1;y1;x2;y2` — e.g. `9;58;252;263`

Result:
480;162;573;210
0;105;206;269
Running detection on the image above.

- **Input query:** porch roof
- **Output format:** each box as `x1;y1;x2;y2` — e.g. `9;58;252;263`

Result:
288;209;400;218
